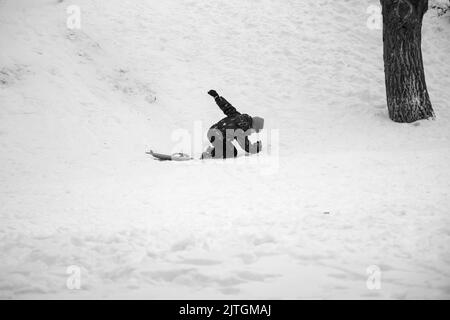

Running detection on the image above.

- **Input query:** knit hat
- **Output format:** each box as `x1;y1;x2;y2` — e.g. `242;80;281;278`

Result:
252;116;264;132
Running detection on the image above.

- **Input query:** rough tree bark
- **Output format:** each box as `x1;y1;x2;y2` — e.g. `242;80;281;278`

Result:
380;0;435;123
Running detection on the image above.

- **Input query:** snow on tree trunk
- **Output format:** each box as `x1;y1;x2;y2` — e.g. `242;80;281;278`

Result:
380;0;435;123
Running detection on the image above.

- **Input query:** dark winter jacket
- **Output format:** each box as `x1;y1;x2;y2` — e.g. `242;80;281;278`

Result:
208;96;261;154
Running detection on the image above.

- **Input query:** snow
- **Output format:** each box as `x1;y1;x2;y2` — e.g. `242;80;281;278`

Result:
1;0;450;299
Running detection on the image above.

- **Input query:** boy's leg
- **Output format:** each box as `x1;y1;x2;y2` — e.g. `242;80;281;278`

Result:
206;128;224;159
202;142;237;159
224;140;238;158
203;128;222;159
204;128;237;159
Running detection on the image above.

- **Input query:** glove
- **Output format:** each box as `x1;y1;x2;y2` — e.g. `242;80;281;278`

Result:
208;90;218;98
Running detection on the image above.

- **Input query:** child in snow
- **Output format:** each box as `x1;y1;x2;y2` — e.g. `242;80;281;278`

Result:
202;90;264;159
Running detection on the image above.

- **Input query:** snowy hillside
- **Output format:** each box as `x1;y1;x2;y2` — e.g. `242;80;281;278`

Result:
0;0;449;299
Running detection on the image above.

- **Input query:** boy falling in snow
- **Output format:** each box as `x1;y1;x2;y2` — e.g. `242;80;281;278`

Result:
202;90;264;159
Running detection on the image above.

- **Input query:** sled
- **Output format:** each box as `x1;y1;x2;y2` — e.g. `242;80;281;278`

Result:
146;150;193;161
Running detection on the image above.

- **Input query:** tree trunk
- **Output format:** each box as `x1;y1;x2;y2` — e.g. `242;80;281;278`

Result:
380;0;434;123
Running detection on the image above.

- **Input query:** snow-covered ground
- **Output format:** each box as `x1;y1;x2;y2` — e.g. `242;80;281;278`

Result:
1;0;449;299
